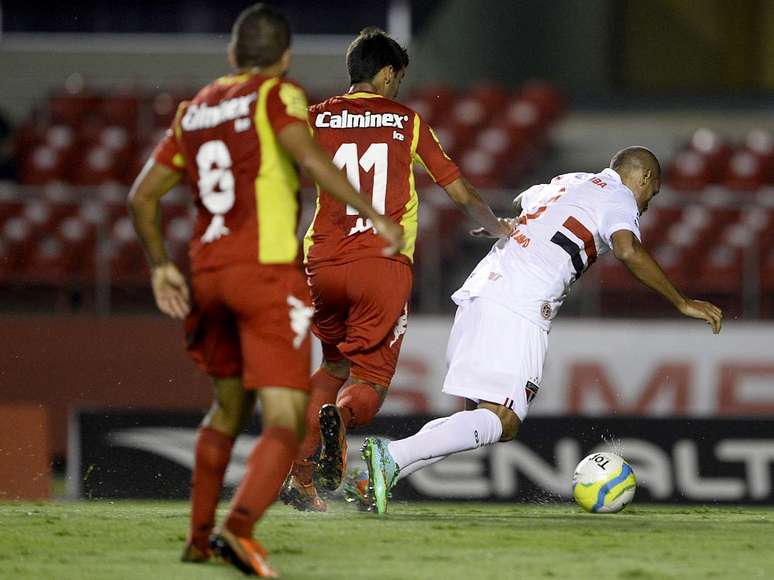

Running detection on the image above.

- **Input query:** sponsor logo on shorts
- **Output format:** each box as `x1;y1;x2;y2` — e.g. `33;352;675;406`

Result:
474;430;480;445
541;302;552;320
389;303;409;348
488;272;502;281
287;295;314;349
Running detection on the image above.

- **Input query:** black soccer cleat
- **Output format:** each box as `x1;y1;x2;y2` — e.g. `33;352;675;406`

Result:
315;404;348;492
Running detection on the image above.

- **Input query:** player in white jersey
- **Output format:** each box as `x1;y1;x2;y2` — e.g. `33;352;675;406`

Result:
360;146;723;514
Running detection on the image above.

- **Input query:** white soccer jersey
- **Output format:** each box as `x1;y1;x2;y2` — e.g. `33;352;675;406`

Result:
453;168;641;330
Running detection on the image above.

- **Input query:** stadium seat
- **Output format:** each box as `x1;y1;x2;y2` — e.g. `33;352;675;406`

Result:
71;146;121;185
666;150;712;191
721;150;766;191
688;128;732;181
20;145;65;184
97;90;141;129
743;129;774;185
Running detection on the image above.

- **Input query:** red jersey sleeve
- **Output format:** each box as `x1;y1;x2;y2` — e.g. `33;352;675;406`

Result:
152;102;188;171
266;80;310;134
413;116;460;187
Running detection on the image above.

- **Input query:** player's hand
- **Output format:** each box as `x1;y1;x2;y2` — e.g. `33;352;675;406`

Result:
151;262;191;319
372;216;405;256
470;218;514;238
678;299;723;334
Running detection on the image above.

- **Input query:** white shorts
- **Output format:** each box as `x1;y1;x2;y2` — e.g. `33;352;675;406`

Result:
442;297;548;421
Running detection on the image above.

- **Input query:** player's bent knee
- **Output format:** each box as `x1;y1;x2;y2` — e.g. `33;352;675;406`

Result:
335;382;383;428
203;377;256;437
478;401;521;442
322;358;350;381
499;412;521;441
259;387;308;439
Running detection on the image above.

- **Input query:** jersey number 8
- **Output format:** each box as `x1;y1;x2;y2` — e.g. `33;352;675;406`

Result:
196;140;236;243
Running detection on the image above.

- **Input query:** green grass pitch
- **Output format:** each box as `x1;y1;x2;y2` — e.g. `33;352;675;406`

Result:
1;501;773;579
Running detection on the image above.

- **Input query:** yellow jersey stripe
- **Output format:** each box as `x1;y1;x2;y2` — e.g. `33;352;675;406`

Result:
342;91;384;100
255;78;300;264
400;113;421;261
172;102;188;168
303;183;322;263
216;73;252;85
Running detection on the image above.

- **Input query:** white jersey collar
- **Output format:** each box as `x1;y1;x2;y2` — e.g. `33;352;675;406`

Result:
599;168;636;200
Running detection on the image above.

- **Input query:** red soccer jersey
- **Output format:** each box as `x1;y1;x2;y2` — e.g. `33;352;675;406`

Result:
303;91;460;268
153;72;309;273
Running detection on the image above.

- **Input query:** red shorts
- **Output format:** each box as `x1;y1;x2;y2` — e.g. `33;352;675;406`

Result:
185;263;312;390
307;258;412;386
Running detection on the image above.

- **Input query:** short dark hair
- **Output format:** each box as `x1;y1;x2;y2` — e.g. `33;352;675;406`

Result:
346;28;409;84
610;146;661;178
231;3;291;68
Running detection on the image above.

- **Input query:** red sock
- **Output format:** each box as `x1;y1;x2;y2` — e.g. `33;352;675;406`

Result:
294;367;347;464
224;426;299;538
336;382;381;428
189;426;235;550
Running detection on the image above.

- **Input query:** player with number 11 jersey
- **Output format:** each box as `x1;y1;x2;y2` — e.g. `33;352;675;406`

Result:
282;28;511;512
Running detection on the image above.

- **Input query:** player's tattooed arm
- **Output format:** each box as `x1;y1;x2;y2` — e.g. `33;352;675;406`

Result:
444;177;512;238
277;123;404;256
128;160;191;319
611;230;723;334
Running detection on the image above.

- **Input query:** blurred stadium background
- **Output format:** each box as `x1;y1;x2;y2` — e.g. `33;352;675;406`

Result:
1;0;773;507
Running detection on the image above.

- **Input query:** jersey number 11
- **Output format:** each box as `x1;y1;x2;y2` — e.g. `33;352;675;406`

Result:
333;142;388;236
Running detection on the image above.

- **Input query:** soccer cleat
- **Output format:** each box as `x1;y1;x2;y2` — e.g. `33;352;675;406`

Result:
316;404;348;491
361;436;400;515
180;541;211;563
341;469;372;511
210;528;279;577
279;472;328;512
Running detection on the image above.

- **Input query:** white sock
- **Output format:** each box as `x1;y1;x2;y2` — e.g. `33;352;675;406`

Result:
397;455;448;480
387;408;502;473
394;417;450;481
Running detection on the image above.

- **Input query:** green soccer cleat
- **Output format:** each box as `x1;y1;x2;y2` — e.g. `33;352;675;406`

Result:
361;437;400;515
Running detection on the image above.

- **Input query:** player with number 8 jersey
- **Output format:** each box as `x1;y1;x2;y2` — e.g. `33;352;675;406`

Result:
281;28;512;512
129;5;402;576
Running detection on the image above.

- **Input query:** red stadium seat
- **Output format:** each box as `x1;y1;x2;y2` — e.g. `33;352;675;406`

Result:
20;145;66;184
26;236;69;282
721;150;765;191
71;146;120;185
406;84;454;125
2;216;34;274
48;87;100;126
688;128;732;181
744;129;774;184
517;80;564;123
759;247;774;292
666;150;712;192
97;90;141;129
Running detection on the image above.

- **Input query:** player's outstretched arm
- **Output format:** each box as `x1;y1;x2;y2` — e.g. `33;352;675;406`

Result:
444;177;512;238
277;123;404;256
611;229;722;334
128;160;190;319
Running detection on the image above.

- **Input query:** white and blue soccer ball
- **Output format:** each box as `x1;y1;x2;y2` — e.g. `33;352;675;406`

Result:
572;452;636;513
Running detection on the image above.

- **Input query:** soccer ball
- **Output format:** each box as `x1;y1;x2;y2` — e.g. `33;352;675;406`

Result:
572;452;636;513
